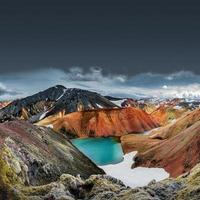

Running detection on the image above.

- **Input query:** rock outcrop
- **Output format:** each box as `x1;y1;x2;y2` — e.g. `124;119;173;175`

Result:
37;107;159;137
0;120;104;199
0;85;118;123
2;161;200;199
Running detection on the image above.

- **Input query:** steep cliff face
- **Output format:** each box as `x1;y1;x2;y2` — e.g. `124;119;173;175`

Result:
37;107;159;137
0;120;104;199
0;85;118;123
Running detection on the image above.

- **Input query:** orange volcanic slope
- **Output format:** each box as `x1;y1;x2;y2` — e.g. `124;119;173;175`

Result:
134;119;200;177
150;108;200;140
150;105;186;126
37;107;159;137
129;108;200;177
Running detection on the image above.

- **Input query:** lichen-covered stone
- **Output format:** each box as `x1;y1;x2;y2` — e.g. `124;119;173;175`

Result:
4;163;200;200
0;120;104;199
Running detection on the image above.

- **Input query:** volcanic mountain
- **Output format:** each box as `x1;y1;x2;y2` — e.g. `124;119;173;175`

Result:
121;108;200;154
121;108;200;177
119;98;189;125
149;108;200;140
134;119;200;177
36;107;159;137
0;85;118;123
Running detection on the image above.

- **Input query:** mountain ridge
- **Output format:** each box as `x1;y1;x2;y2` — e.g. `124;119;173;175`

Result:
0;85;118;123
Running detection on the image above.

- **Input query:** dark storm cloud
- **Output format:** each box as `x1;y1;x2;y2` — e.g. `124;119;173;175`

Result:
2;68;200;101
0;0;200;75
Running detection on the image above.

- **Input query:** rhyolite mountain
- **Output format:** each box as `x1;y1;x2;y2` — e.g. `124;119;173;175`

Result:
0;85;118;123
37;107;159;137
134;119;200;177
121;108;200;177
0;85;159;138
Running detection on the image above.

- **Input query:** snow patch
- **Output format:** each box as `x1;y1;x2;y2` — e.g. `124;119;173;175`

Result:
56;89;67;101
96;103;103;108
46;124;53;129
39;111;49;120
111;100;125;107
100;151;169;188
173;105;182;110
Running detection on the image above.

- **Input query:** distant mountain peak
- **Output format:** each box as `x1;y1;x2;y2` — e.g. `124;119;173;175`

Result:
0;85;118;122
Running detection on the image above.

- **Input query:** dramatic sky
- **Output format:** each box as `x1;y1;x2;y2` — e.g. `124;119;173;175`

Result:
1;0;200;99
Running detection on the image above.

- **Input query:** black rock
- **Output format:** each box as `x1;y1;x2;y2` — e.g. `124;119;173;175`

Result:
0;85;118;123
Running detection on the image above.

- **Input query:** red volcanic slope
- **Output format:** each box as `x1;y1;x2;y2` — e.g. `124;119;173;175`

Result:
37;107;159;137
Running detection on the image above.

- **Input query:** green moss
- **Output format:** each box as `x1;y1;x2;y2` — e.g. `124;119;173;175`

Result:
175;164;200;200
0;146;26;200
0;147;21;185
21;184;53;196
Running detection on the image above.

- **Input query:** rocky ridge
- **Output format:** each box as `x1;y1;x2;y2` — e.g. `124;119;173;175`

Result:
0;85;118;123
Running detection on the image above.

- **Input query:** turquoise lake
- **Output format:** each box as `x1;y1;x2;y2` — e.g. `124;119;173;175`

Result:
71;137;124;166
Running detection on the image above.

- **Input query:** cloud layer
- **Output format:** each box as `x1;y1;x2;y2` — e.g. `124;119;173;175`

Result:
0;83;19;100
1;68;200;100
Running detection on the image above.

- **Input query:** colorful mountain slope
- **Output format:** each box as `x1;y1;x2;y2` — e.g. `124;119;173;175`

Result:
150;105;186;125
37;107;159;137
150;108;200;140
0;120;104;193
134;119;200;177
122;108;200;153
120;108;200;177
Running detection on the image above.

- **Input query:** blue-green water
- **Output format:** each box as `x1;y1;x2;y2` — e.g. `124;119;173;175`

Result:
71;137;124;166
